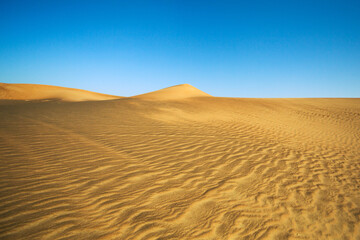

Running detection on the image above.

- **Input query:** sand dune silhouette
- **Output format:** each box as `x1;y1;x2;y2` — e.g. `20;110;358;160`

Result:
0;83;121;101
133;83;211;100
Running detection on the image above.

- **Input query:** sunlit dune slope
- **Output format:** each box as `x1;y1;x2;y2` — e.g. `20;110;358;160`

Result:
132;83;211;100
0;84;359;239
0;83;121;101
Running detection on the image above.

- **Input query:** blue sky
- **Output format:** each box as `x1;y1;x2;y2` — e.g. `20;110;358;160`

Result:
1;0;359;97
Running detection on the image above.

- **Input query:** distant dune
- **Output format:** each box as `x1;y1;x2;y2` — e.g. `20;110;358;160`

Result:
0;83;359;239
133;83;211;100
0;83;121;101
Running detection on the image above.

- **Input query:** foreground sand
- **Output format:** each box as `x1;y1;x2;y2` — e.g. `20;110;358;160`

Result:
0;85;359;239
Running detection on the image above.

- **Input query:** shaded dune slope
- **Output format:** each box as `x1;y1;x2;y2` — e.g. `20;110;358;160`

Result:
0;85;359;239
0;83;121;101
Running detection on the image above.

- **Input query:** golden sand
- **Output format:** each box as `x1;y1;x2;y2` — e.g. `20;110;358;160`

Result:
0;83;121;101
0;83;359;239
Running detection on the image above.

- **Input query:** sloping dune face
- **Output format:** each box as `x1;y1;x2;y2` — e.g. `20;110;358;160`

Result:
0;83;121;101
133;83;211;100
0;94;360;239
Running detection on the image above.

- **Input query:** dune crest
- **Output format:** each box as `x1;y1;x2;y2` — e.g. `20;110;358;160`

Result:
133;83;211;100
0;83;121;101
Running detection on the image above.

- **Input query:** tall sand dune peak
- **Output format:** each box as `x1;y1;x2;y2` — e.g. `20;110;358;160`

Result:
133;83;212;100
0;82;122;102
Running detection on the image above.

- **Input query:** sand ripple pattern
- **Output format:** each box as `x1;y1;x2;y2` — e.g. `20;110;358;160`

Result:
0;98;359;239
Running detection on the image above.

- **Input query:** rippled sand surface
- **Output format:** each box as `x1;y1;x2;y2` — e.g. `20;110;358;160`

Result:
0;96;359;239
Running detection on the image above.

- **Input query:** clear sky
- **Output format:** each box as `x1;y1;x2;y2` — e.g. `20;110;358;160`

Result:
1;0;359;97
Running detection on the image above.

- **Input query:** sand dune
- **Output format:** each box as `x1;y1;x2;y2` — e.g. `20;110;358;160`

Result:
0;83;121;101
0;84;359;239
133;83;211;100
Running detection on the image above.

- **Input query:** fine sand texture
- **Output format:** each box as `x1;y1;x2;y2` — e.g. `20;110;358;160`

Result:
0;84;359;239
